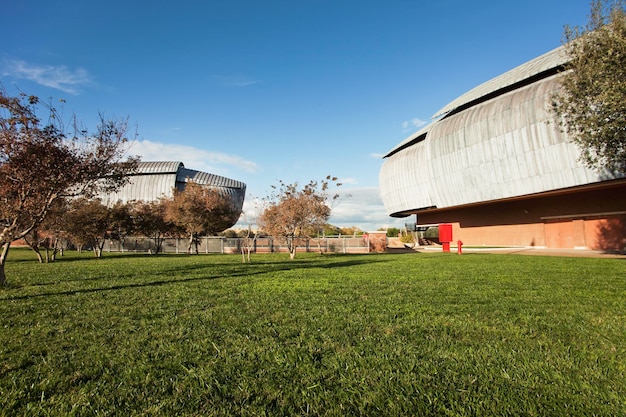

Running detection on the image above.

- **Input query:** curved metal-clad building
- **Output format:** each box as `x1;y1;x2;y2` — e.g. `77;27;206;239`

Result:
380;46;626;250
101;161;246;227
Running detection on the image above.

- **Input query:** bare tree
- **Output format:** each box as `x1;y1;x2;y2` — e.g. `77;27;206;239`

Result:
258;176;342;259
0;90;139;283
236;218;257;263
240;226;256;263
237;198;262;263
164;182;241;254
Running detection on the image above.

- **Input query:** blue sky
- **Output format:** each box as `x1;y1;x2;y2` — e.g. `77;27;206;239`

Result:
1;0;590;231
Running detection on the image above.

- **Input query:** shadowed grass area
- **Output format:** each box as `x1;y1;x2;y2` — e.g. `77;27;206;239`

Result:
1;249;625;416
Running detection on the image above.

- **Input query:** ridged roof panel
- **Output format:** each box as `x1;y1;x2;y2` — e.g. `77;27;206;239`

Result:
432;45;568;119
177;168;246;190
136;161;184;174
383;122;433;158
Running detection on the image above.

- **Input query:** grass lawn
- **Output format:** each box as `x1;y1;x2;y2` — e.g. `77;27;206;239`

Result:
0;249;625;416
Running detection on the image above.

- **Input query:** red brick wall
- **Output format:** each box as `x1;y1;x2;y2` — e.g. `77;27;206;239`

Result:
414;181;626;250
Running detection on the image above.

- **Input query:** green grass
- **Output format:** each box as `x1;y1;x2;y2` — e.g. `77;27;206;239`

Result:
1;249;625;416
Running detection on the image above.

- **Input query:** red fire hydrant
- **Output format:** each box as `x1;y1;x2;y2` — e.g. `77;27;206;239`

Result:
457;240;463;255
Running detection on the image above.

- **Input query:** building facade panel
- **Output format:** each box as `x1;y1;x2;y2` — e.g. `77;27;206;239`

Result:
380;45;625;250
379;140;434;216
98;161;246;230
380;73;605;218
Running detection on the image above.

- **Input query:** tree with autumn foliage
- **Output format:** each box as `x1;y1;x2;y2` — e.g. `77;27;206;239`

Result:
22;198;69;263
132;199;179;254
63;198;111;256
258;176;342;259
552;0;626;174
63;199;136;258
164;181;241;254
0;90;139;284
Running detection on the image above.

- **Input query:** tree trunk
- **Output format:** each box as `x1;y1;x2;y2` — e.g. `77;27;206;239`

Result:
93;239;106;258
241;238;252;263
32;246;44;263
188;233;199;254
23;235;44;263
50;245;59;262
240;231;254;263
49;238;62;262
0;242;10;286
316;239;324;254
152;234;164;255
287;236;297;259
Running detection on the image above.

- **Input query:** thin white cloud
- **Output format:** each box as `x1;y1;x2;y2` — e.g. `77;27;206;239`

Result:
327;186;406;232
338;177;358;185
129;139;260;174
1;57;93;94
402;117;427;133
370;152;384;159
412;118;427;128
214;74;259;87
238;196;265;226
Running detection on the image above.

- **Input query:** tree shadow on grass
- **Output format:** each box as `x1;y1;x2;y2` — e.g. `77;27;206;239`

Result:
2;254;390;301
2;268;271;300
49;252;196;262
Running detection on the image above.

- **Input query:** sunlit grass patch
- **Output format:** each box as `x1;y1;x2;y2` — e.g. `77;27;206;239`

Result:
1;250;625;416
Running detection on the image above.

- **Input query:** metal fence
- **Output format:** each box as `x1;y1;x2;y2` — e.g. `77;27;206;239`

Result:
102;235;376;254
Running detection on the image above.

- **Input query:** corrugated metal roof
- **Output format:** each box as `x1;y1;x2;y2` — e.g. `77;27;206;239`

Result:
383;122;433;158
177;168;246;189
381;46;568;159
136;161;184;174
432;45;568;119
99;161;246;209
379;72;605;217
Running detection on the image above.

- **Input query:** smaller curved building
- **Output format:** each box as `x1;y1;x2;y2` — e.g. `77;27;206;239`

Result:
379;46;626;251
100;161;246;229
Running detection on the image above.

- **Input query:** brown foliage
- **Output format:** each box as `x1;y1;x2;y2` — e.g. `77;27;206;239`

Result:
164;182;240;254
552;0;626;174
367;233;388;253
0;90;139;282
131;200;178;254
23;198;69;263
63;198;111;257
258;176;341;259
